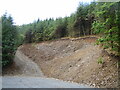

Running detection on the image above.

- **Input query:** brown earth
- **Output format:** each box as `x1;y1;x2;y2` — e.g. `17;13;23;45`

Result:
2;50;44;77
18;36;118;88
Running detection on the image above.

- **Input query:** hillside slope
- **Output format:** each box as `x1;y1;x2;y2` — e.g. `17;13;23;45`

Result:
20;36;118;88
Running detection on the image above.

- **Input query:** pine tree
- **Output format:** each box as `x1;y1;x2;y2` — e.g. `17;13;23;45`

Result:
92;2;119;55
2;13;17;67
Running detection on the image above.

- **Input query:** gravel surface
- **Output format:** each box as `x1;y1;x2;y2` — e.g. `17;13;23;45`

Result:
2;48;92;88
3;36;118;88
14;50;44;77
20;36;118;88
2;76;92;88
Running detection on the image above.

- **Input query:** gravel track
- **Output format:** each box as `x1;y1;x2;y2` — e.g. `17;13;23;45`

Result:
2;76;91;88
14;50;44;77
2;48;92;88
3;36;118;88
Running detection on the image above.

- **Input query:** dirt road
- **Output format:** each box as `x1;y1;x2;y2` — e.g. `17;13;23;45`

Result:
20;36;118;88
2;76;91;88
14;50;44;77
3;36;118;88
2;47;92;88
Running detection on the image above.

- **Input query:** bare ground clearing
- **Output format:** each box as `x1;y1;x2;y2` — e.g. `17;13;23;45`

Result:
3;36;118;88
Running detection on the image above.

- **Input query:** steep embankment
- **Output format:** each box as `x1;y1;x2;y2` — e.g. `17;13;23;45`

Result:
20;36;118;88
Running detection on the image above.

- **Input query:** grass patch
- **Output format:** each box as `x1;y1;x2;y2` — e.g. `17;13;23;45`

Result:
97;57;104;64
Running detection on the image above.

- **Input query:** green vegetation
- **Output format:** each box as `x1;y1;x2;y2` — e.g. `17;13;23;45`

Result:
19;2;95;42
97;57;104;64
1;13;18;67
92;2;120;55
1;1;120;67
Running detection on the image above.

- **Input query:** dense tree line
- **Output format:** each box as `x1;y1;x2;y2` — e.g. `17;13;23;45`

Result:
18;2;95;43
92;2;120;56
18;2;119;55
1;1;120;67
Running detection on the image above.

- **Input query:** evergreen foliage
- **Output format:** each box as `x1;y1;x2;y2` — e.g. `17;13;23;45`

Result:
92;2;119;55
18;1;119;55
20;2;94;42
1;13;18;67
1;1;119;68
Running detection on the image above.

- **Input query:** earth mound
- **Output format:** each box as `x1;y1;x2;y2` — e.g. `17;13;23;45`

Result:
5;36;118;88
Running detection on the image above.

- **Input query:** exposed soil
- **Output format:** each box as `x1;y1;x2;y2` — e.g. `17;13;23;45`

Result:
2;61;21;76
18;36;118;88
3;36;118;88
2;50;44;77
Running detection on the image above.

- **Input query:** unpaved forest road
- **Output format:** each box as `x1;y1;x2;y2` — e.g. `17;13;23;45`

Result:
3;36;118;88
20;36;118;88
2;76;91;88
2;48;91;88
14;50;44;77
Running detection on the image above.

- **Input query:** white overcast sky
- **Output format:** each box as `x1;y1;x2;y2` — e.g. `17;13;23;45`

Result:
0;0;94;25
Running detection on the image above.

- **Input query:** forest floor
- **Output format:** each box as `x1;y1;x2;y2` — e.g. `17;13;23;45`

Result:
3;36;119;88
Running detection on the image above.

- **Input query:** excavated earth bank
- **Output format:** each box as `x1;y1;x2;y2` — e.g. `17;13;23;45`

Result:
8;36;119;88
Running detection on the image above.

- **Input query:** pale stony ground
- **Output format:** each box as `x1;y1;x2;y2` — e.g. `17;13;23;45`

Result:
2;36;118;88
2;49;92;88
14;50;44;77
2;76;92;88
20;37;118;88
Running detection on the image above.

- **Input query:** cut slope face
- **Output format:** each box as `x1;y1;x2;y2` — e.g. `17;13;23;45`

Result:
20;36;118;88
